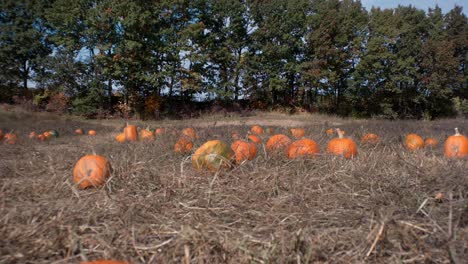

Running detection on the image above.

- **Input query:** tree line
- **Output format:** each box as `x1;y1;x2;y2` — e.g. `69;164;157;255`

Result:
0;0;467;119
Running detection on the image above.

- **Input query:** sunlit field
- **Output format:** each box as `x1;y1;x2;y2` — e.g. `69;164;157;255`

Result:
0;108;467;263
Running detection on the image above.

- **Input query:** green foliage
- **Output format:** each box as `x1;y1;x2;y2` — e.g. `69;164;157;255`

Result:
0;0;466;119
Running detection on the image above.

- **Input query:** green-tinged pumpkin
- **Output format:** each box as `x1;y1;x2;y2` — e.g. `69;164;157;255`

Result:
139;128;155;141
49;130;59;138
192;140;234;172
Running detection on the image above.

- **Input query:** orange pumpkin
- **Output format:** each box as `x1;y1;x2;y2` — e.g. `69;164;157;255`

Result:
28;131;37;139
43;131;53;139
88;130;97;136
361;133;380;145
247;134;262;144
174;137;194;154
405;133;424;151
192;140;234;172
75;128;84;135
4;133;18;145
37;134;46;141
139;128;155;141
290;128;306;139
266;134;292;154
326;128;334;135
250;125;264;135
182;127;197;140
287;139;320;159
124;124;138;141
444;128;468;158
231;140;257;163
326;129;357;159
80;260;129;264
155;128;166;136
115;133;126;143
72;155;111;189
424;138;438;148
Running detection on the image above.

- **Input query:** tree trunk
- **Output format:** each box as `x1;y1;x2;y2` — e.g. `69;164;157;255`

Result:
23;60;28;92
107;79;112;110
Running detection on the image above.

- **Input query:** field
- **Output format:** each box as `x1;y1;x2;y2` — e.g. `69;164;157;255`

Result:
0;108;467;264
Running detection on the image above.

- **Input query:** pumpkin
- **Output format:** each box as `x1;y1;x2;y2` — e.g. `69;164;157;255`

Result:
43;131;53;139
80;260;129;264
424;138;438;148
248;134;262;144
29;131;37;139
287;139;320;159
266;134;292;154
265;127;275;135
37;134;46;141
326;128;334;135
326;129;357;159
250;125;264;135
174;137;194;153
155;128;166;135
444;128;468;158
139;128;155;141
4;133;18;145
290;128;306;139
124;124;138;141
182;127;197;140
49;130;59;137
115;133;126;143
361;133;380;145
434;192;444;200
405;133;424;151
192;140;234;172
88;130;97;136
75;128;84;135
72;155;111;189
231;140;257;163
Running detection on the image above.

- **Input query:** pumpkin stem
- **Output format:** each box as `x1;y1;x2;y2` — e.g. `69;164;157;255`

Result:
336;128;344;138
454;127;460;136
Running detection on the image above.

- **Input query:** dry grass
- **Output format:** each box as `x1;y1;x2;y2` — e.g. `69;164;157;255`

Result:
0;108;467;264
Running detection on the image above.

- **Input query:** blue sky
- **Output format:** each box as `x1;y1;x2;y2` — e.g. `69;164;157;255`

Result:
361;0;467;14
